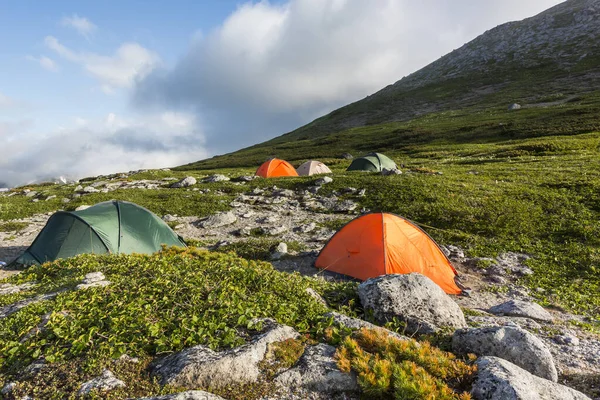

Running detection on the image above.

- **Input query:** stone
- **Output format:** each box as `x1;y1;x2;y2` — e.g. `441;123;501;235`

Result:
453;326;558;382
471;357;590;400
45;195;56;201
25;191;38;198
554;334;580;347
340;153;353;159
1;292;59;319
358;273;467;334
314;176;333;186
171;177;197;188
305;288;328;307
75;205;90;211
275;344;358;395
76;272;111;290
274;189;295;197
508;103;522;111
381;168;402;176
488;300;553;323
163;214;178;222
62;198;71;204
152;320;299;389
324;312;408;341
199;211;237;228
78;369;125;396
334;200;357;212
266;226;288;236
203;174;230;183
357;189;366;197
237;175;256;182
0;282;35;295
441;245;465;260
83;186;99;193
1;382;15;395
307;186;321;194
136;391;226;400
271;242;288;260
74;185;83;192
295;222;317;233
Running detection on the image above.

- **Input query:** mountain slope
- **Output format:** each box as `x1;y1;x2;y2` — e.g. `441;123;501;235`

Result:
181;0;600;170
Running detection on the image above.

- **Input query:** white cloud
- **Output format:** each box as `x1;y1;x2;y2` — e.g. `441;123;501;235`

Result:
45;36;159;92
0;112;208;187
26;55;59;72
0;92;14;108
134;0;564;152
61;14;97;38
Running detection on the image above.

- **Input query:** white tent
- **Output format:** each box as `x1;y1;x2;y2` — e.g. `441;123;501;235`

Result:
296;160;332;176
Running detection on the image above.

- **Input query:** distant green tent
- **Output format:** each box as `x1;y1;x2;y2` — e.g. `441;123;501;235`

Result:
346;152;397;172
14;200;186;266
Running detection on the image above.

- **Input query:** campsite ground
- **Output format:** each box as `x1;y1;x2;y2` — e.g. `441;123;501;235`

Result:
1;104;599;398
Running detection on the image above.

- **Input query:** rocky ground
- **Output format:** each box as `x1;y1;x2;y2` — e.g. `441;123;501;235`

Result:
1;175;599;399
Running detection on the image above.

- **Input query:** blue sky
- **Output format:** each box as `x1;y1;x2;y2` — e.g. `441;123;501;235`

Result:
0;0;563;187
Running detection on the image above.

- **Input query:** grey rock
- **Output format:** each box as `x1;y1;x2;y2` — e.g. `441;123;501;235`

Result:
358;273;467;334
237;175;257;182
171;177;197;188
152;320;299;389
163;214;178;222
488;300;553;323
1;382;15;395
45;195;56;201
307;186;321;194
274;189;295;198
472;357;590;400
0;283;35;295
203;174;230;183
508;103;522;111
357;189;366;197
25;191;38;198
305;288;328;307
265;226;288;236
76;271;111;290
314;176;333;186
340;153;353;159
295;222;317;233
1;292;59;319
334;200;357;212
62;198;71;203
324;312;408;341
75;205;90;211
199;211;237;228
74;185;83;192
453;326;557;382
381;168;402;176
78;369;125;395
554;334;580;347
275;344;358;395
136;391;226;400
441;245;466;260
271;242;288;260
83;186;99;193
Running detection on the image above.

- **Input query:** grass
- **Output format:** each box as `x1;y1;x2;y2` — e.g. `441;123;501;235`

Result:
336;328;476;399
0;222;29;232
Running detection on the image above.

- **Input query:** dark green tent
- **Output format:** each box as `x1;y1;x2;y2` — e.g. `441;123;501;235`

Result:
14;200;186;266
346;152;397;172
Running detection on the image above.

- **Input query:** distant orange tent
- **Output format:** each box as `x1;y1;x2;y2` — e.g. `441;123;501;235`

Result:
255;158;299;178
315;213;462;294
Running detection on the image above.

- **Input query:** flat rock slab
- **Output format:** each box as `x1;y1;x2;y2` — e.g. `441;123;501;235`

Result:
152;320;298;390
453;326;557;382
472;357;590;400
275;343;358;395
199;212;237;229
136;391;226;400
488;300;553;322
358;273;466;334
78;369;125;395
324;312;408;341
0;292;59;319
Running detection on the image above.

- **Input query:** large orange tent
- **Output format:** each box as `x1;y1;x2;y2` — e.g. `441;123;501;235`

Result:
255;158;299;178
315;213;462;294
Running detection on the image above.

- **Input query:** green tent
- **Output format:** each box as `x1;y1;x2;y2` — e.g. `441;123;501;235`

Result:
14;200;186;266
346;152;397;172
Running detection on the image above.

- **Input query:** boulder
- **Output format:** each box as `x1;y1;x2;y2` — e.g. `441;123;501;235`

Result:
472;357;590;400
357;273;467;334
275;344;358;395
324;312;407;341
83;186;99;193
171;177;197;188
78;369;125;396
381;168;402;176
340;153;353;159
488;300;553;322
136;391;226;400
203;174;230;183
314;176;333;186
271;243;288;260
152;320;298;389
76;272;111;290
199;211;237;228
508;103;522;111
453;326;557;382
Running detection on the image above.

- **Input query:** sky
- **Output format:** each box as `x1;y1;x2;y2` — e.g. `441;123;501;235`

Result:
0;0;564;187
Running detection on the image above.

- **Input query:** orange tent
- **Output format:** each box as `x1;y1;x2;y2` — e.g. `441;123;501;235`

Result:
255;158;299;178
315;213;462;294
